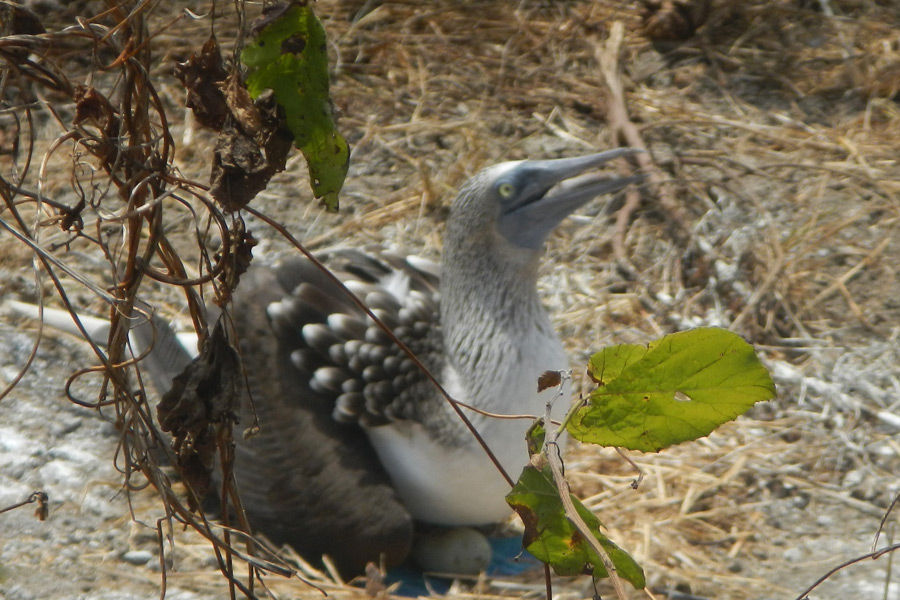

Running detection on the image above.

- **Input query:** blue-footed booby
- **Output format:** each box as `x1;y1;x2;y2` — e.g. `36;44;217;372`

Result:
8;149;641;576
224;149;641;573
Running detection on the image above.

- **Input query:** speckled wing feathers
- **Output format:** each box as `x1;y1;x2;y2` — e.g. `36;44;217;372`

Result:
267;250;444;427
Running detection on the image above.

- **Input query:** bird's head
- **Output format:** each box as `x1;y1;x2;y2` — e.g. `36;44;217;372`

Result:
449;148;643;253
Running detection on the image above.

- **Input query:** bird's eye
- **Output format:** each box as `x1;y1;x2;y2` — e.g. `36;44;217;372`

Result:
497;182;515;199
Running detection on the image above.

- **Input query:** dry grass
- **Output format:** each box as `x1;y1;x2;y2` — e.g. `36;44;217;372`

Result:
1;0;899;598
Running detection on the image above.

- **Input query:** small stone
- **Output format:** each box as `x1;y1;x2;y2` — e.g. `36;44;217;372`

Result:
842;469;865;489
412;527;492;575
816;514;835;528
50;417;81;437
121;550;154;565
782;547;804;562
60;546;80;561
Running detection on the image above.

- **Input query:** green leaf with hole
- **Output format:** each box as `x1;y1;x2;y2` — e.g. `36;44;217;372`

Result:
506;465;645;588
569;327;775;452
242;2;349;211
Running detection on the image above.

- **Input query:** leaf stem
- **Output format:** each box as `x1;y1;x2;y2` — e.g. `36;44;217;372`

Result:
541;373;629;600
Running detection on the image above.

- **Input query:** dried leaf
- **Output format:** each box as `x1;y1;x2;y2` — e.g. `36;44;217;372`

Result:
157;322;241;508
33;491;48;521
222;72;262;138
173;36;229;129
537;370;562;393
208;93;294;212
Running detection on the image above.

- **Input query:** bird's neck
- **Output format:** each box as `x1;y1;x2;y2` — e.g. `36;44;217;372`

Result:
440;234;558;404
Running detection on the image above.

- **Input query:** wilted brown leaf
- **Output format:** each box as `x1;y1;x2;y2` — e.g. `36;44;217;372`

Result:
537;370;563;393
173;36;229;130
157;323;241;509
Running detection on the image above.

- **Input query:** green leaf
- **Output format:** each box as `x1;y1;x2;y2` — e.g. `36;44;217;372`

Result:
525;418;546;457
242;2;349;211
587;343;649;384
506;465;646;588
569;327;776;452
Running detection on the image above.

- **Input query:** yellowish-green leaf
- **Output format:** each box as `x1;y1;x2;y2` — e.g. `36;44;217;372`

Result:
569;328;775;452
587;343;648;384
506;466;645;588
242;3;349;210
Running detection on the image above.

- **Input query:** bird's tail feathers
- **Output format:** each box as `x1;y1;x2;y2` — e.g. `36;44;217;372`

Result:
4;299;196;394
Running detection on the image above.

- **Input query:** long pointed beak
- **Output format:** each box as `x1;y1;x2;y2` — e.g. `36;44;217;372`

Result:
499;148;644;249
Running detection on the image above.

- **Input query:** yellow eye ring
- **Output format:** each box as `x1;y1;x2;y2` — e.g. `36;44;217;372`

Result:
497;182;515;198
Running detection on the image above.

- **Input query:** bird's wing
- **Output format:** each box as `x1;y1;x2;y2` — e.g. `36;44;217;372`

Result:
212;262;415;574
266;249;445;427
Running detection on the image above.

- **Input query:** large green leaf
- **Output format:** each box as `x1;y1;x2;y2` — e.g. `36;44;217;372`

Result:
242;2;349;211
587;343;649;384
569;328;775;452
506;465;646;588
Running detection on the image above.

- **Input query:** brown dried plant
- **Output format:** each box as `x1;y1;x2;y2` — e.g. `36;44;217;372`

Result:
0;2;307;597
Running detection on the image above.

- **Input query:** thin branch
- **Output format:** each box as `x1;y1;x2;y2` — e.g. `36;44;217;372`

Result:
794;542;900;600
542;374;629;600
